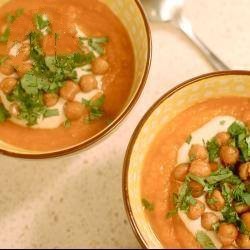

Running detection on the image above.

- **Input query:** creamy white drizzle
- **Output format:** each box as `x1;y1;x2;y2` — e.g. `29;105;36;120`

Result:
178;116;236;163
9;42;22;57
75;24;99;57
176;115;236;248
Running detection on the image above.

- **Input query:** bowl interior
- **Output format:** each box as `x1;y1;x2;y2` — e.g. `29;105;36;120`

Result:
124;72;250;248
0;0;150;156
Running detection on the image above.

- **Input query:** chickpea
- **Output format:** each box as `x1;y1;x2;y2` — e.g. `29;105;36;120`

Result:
64;101;87;121
0;77;17;94
189;180;204;197
173;163;189;182
16;63;33;77
206;190;225;211
79;75;98;92
189;144;209;161
187;200;205;220
210;162;219;172
217;223;238;246
241;212;250;231
215;132;231;146
92;58;109;75
236;234;250;249
60;81;80;101
43;93;59;107
189;159;211;177
201;212;219;231
234;202;249;214
239;163;250;181
9;103;19;117
220;145;239;165
0;58;15;75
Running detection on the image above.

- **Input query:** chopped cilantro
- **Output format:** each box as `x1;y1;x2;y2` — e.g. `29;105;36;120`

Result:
228;121;246;136
83;95;105;122
174;180;197;212
206;138;219;162
206;167;233;185
211;222;220;231
6;8;24;24
0;55;8;65
242;193;250;205
142;198;154;211
220;120;226;125
196;231;216;249
221;183;240;224
240;220;250;236
64;119;71;128
7;85;46;126
0;8;24;43
186;135;192;144
79;36;109;55
21;72;49;95
0;104;10;123
0;27;10;43
166;209;178;218
34;14;51;33
43;109;59;118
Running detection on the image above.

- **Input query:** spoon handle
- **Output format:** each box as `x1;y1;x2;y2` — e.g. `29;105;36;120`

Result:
176;16;230;71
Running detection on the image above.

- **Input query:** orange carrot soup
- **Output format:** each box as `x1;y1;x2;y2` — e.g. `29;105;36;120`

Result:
0;0;134;151
141;97;250;249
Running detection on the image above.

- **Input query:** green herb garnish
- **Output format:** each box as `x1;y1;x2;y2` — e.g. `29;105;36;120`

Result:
196;231;216;249
0;27;10;43
6;8;24;24
228;121;246;136
43;109;59;118
220;120;226;125
206;138;219;162
0;55;8;65
0;8;24;43
166;209;178;218
142;198;154;211
35;13;51;34
64;119;71;128
0;104;10;123
79;36;109;55
83;95;105;122
186;135;192;144
7;85;46;126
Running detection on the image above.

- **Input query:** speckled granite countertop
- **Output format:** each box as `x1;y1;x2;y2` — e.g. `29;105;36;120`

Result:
1;0;250;248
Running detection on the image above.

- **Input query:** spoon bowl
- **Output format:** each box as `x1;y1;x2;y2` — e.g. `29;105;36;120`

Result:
142;0;183;22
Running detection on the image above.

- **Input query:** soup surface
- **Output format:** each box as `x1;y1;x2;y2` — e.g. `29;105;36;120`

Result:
0;0;134;151
141;97;250;249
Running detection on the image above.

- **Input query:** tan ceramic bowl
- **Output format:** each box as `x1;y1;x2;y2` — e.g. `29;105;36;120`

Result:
0;0;151;159
123;71;250;248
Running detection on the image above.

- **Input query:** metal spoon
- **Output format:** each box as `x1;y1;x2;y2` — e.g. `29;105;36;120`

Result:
141;0;230;71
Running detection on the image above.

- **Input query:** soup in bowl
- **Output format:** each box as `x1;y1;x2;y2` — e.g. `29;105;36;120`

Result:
123;71;250;249
0;0;151;158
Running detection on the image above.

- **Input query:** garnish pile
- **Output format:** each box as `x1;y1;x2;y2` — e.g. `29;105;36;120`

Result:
143;120;250;249
0;9;109;127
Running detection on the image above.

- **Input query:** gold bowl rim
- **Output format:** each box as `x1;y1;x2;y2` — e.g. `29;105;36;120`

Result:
122;70;250;248
0;0;152;159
